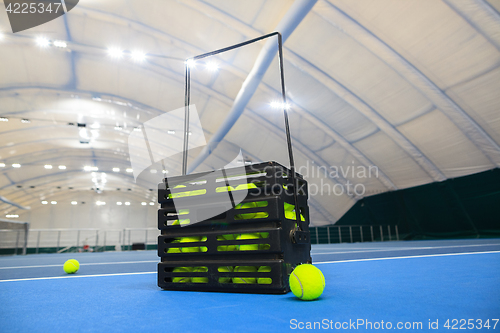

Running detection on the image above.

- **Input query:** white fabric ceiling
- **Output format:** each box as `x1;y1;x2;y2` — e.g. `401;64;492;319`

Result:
0;0;499;226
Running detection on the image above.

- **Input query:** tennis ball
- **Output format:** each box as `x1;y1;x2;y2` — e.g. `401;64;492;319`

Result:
235;183;257;191
258;266;272;284
235;202;257;220
180;236;201;253
289;264;325;301
63;259;79;274
232;266;257;284
236;233;260;251
192;266;208;283
172;267;193;283
167;239;181;253
218;266;233;283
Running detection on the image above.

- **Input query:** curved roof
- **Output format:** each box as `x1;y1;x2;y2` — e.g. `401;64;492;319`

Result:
1;0;499;226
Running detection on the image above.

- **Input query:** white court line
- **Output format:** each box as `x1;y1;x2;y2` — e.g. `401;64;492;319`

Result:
314;250;500;264
311;243;500;255
0;260;158;270
0;271;156;283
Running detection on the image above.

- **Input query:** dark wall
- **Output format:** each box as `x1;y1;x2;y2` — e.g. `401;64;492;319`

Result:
334;168;500;240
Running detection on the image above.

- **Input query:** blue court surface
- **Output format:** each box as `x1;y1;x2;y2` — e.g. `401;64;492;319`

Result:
1;239;499;332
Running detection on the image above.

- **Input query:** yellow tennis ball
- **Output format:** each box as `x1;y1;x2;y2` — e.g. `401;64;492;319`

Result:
167;239;181;253
236;233;260;251
257;266;272;284
289;264;325;301
235;183;257;190
172;267;193;283
235;202;257;220
232;266;257;284
63;259;79;274
180;237;201;253
218;266;233;283
192;266;208;283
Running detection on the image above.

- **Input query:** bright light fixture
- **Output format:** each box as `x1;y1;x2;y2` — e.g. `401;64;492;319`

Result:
53;40;67;48
12;163;21;168
96;201;106;206
206;61;219;71
141;202;147;206
186;59;196;68
58;165;66;170
41;201;48;205
6;214;19;218
51;201;57;205
107;47;123;59
126;168;133;173
0;163;5;167
162;170;168;174
84;166;98;172
131;50;146;62
125;202;131;206
36;37;50;48
149;202;155;206
44;165;53;169
270;101;291;110
167;130;175;134
116;202;123;206
114;126;123;131
21;119;31;123
112;167;120;172
71;201;78;205
0;117;8;122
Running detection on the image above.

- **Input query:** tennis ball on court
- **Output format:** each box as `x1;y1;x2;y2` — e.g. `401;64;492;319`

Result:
180;236;201;253
63;259;80;274
192;266;208;283
258;266;272;284
236;233;260;251
218;266;233;283
289;264;325;301
232;266;257;284
172;267;193;283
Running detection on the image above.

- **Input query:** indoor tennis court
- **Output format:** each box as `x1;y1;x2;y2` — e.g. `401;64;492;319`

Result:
1;0;500;332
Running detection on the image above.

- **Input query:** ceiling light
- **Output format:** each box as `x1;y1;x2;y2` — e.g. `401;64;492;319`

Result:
131;50;146;62
206;61;219;71
21;119;30;123
36;37;50;48
96;201;106;206
112;167;120;172
6;214;19;218
149;202;155;206
0;163;5;167
162;170;168;174
270;101;291;110
125;202;130;206
0;117;8;122
186;58;196;68
12;163;21;168
167;130;175;135
126;168;133;173
53;40;67;48
84;166;98;172
71;201;78;205
58;165;66;170
44;165;53;169
114;126;123;131
141;202;147;206
107;47;123;59
116;202;123;205
133;127;141;131
51;201;57;205
41;201;48;205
